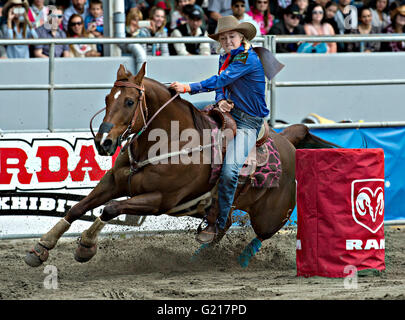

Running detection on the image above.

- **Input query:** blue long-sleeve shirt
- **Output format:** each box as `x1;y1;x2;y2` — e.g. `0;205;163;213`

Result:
189;45;269;118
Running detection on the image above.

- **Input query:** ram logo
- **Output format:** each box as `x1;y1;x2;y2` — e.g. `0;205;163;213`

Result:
351;179;385;233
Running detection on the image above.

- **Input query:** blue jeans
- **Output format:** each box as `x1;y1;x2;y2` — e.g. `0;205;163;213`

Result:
216;107;264;229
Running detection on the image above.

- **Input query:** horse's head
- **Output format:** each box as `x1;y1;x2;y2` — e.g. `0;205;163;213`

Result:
95;63;147;156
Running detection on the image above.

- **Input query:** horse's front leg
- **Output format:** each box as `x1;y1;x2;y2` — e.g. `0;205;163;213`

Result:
24;170;124;267
74;191;163;263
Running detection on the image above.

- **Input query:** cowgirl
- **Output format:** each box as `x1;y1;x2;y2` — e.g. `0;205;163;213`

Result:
170;16;268;244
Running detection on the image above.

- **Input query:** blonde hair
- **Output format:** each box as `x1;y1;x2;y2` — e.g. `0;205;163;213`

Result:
126;7;143;27
216;31;251;54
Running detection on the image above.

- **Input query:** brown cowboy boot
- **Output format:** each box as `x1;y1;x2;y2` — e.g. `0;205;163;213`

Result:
196;200;219;244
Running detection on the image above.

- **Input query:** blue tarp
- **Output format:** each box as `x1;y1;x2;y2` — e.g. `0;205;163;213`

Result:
308;126;405;222
233;126;405;226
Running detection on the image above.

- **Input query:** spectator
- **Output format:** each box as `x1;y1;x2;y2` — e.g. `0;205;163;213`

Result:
170;0;191;30
125;0;138;14
370;0;391;31
277;0;293;9
62;0;88;31
1;0;38;59
345;7;381;52
125;0;151;15
231;0;261;37
314;0;330;7
125;7;143;37
268;4;305;53
207;0;250;33
84;0;103;55
381;4;405;51
0;28;7;58
294;0;309;24
66;13;100;57
324;1;340;35
334;0;357;35
84;0;103;38
170;4;210;55
247;0;273;35
302;3;337;53
138;6;169;56
34;8;70;57
27;0;48;28
269;0;288;21
155;1;173;28
208;0;250;20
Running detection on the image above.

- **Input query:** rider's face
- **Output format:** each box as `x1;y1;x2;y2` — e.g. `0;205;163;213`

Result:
219;31;243;53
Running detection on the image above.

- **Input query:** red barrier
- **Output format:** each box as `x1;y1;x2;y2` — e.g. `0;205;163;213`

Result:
296;148;385;277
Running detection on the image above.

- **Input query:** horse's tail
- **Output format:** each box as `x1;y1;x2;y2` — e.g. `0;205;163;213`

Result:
280;124;341;149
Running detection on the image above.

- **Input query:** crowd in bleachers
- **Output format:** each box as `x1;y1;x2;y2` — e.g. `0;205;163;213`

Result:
0;0;405;59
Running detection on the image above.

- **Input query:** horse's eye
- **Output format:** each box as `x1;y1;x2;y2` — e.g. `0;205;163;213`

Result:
126;99;134;107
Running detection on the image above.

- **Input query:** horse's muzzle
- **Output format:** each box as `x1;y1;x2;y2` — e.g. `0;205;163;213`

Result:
94;122;118;156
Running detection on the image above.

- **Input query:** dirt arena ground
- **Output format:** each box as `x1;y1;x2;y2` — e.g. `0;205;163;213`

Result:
1;226;404;300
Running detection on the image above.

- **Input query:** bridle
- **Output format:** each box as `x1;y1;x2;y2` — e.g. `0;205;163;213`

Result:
113;80;149;150
90;80;148;144
90;79;179;166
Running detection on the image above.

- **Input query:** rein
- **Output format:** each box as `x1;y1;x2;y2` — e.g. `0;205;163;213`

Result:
90;80;179;146
89;80;180;173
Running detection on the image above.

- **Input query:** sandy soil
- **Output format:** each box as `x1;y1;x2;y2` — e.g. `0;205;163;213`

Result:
1;226;404;300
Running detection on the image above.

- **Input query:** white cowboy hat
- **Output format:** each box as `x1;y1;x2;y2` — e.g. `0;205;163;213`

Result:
208;15;257;41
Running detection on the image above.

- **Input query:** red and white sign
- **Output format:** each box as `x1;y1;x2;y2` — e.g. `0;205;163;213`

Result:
0;132;200;237
296;148;385;277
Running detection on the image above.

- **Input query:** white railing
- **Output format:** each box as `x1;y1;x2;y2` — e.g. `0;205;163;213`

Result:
1;34;405;130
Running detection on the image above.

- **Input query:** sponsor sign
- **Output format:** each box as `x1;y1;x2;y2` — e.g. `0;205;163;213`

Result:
0;132;199;237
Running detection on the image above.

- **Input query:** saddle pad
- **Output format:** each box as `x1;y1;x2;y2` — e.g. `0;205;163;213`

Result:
209;135;282;189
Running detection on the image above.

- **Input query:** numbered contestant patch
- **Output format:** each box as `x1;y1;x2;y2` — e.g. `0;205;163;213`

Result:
233;52;248;64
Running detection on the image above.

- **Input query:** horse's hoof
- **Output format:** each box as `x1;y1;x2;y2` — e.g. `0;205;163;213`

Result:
24;244;49;267
74;242;97;263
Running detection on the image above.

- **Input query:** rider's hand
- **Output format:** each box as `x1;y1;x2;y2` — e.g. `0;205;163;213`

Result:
169;81;190;94
217;99;234;112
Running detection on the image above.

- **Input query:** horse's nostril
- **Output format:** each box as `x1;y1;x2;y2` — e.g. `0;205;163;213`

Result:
102;139;112;148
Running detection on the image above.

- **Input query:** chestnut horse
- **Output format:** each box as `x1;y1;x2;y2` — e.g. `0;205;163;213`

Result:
24;63;338;268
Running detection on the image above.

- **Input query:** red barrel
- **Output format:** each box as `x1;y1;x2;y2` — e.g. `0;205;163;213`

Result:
296;148;385;278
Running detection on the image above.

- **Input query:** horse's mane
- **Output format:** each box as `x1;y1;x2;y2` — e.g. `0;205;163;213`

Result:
144;77;212;136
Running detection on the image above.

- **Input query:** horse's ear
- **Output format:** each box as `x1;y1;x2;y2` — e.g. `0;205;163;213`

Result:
117;64;132;80
133;62;146;84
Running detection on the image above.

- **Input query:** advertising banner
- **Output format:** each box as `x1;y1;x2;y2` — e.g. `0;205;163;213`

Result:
0;132;199;238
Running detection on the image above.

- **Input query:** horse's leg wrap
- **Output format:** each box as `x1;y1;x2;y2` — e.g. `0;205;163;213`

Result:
237;237;262;268
25;218;71;267
80;217;106;247
190;243;211;262
39;218;71;250
75;217;106;263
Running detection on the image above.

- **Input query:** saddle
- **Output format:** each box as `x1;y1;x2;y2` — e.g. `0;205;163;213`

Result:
202;103;270;148
201;104;280;191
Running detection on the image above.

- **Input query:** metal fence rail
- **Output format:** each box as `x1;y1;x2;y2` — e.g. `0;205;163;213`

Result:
1;34;405;130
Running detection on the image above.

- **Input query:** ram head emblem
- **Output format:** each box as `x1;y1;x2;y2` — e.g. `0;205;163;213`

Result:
355;187;384;223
